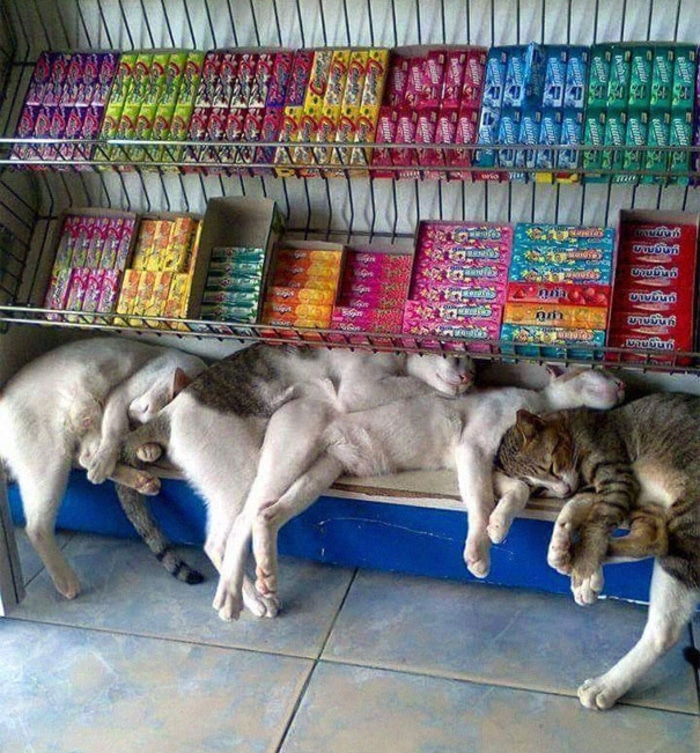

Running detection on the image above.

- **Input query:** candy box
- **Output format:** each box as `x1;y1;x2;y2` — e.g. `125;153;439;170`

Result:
514;222;615;249
473;106;501;174
402;320;501;348
25;51;53;106
500;322;607;359
461;48;486;106
605;330;691;365
534;108;562;174
419;49;446;109
503;301;609;329
606;45;632;111
503;42;545;109
304;49;334;111
331;306;404;331
668;110;693;183
284;49;314;107
671;44;697;111
266;50;294;107
341;50;367;108
582;109;606;178
611;285;688;314
564;46;589;109
267;285;336;306
384;54;409;106
324;49;350;108
441;49;467;109
186;197;283;321
249;52;275;109
628;45;653;111
482;47;508;109
358;50;388;112
403;298;502;326
542;46;568;109
601;112;626;175
412;260;510;287
507;281;611;308
651;45;674;111
587;44;612;111
641;112;670;183
447;107;479;179
508;260;613;285
96;269;122;313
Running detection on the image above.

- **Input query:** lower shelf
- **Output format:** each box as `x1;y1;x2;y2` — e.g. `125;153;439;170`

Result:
9;470;655;605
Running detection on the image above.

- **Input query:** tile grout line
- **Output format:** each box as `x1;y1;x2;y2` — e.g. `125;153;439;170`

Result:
315;653;700;718
273;566;360;753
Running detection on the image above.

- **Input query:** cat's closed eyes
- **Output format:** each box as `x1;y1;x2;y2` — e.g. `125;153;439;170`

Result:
496;393;700;709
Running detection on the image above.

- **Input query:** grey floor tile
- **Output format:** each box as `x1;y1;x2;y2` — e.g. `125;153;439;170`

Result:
0;618;313;753
281;662;700;753
11;532;354;659
324;570;698;714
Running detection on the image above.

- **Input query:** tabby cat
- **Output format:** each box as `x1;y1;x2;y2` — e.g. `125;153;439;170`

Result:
495;392;700;709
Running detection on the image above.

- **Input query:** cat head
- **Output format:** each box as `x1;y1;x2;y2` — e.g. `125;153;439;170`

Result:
128;367;192;424
504;409;580;498
405;353;475;396
544;366;625;411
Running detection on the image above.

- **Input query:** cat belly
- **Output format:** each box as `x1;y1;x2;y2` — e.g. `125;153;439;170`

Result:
633;459;686;509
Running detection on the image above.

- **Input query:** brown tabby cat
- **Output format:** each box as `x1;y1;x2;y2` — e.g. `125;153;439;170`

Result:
495;392;700;710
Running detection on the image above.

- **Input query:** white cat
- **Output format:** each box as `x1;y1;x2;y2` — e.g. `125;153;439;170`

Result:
0;336;206;598
124;343;476;619
219;367;625;618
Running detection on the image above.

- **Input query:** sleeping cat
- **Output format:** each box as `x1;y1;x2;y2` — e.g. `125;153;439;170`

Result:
123;342;476;619
495;393;700;709
211;367;624;620
0;336;207;598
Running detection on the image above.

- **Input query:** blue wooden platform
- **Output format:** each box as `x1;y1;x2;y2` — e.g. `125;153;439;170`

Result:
7;471;655;604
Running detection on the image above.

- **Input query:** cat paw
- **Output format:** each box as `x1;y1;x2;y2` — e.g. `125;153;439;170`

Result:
213;584;243;622
571;568;604;606
136;442;164;463
86;450;117;485
547;522;574;574
53;571;81;600
578;676;620;710
133;472;161;496
487;511;513;544
463;540;491;579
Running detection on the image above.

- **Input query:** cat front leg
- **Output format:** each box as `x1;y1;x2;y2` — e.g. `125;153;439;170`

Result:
455;443;496;578
488;472;531;543
547;493;599;574
578;562;699;709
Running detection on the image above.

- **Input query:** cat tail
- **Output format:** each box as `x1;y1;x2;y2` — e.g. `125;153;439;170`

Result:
114;483;204;585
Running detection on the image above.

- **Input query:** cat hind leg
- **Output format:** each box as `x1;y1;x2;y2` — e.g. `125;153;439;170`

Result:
578;562;699;709
20;457;81;598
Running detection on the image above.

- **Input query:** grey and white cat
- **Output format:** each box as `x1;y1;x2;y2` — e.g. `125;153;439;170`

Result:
179;365;624;619
495;392;700;710
0;336;207;598
124;342;476;619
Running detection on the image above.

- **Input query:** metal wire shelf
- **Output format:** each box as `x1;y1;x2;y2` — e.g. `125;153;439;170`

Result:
1;303;699;376
2;0;700;374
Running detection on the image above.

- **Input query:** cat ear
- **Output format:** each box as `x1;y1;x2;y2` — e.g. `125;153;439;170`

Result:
515;409;546;443
170;367;192;399
545;364;565;380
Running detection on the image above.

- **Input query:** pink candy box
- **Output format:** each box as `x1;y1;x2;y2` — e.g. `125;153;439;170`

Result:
403;298;502;326
412;257;510;286
441;50;467;109
385;55;409;107
420;50;446;109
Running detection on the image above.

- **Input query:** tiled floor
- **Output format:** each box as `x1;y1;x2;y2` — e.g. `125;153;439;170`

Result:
1;530;699;753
